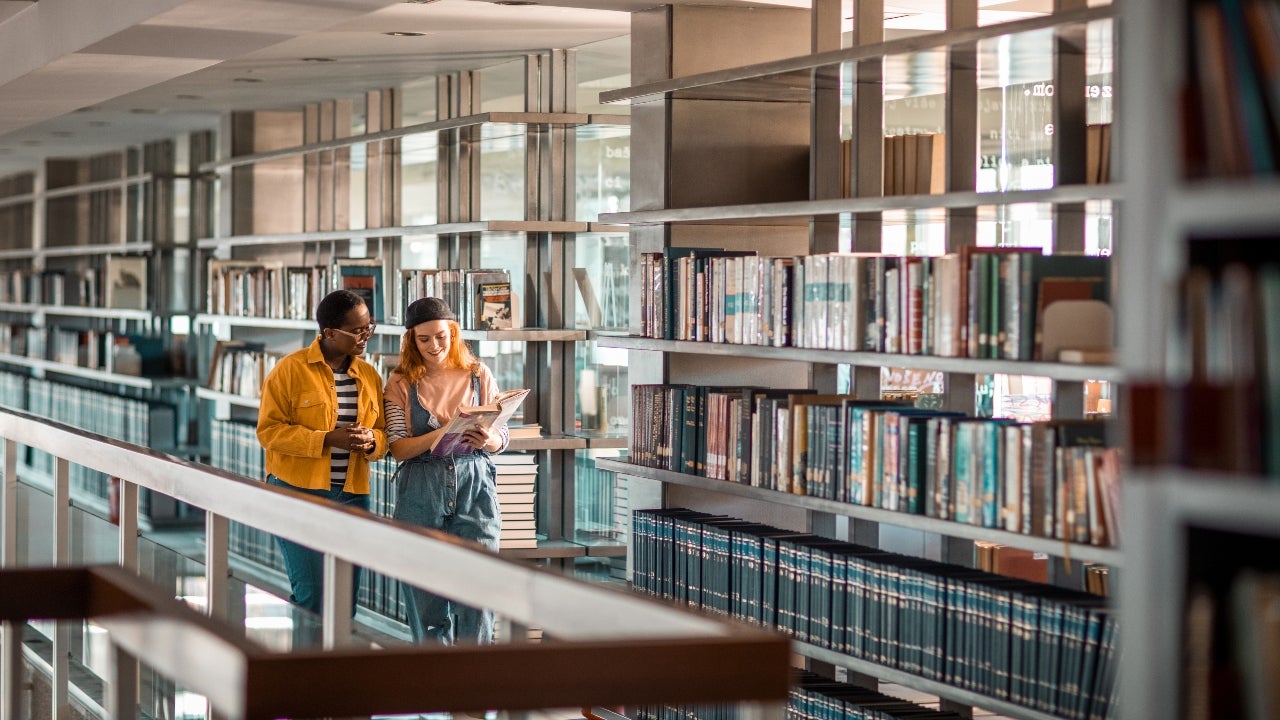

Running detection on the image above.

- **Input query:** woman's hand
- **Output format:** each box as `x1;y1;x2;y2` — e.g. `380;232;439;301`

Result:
461;424;500;453
326;424;375;453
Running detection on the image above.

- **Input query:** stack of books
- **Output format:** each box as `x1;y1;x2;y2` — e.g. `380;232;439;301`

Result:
494;452;537;549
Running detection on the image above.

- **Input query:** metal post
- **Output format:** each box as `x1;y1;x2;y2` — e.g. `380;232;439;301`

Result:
0;619;19;720
811;0;841;256
322;552;354;648
2;438;16;566
945;0;979;251
105;643;138;720
206;511;230;621
118;480;139;571
851;0;884;253
52;457;70;720
1053;0;1089;255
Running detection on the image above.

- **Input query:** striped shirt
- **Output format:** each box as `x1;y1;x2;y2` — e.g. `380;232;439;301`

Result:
331;368;359;487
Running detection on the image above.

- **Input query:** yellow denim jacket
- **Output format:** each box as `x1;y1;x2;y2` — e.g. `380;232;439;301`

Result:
256;337;387;493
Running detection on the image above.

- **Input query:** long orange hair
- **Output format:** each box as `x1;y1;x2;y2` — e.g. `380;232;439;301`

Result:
391;319;480;384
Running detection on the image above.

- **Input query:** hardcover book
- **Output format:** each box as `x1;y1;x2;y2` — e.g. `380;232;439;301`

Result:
432;387;531;456
335;258;387;323
477;280;514;330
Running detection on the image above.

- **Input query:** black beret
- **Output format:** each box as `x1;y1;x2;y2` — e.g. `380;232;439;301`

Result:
405;297;456;328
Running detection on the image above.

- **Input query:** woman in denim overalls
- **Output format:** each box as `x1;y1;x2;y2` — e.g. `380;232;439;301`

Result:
383;297;507;644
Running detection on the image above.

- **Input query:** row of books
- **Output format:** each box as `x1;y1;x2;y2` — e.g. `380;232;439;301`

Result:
203;342;397;398
575;450;627;541
1187;256;1278;476
0;325;164;376
1184;0;1280;178
211;418;285;576
1182;524;1280;719
207;259;518;331
638;248;1111;361
630;385;1120;546
880;133;946;197
1131;250;1280;477
208;258;392;323
207;260;324;321
205;340;284;398
637;669;970;720
0;259;147;310
362;450;412;619
13;376;177;512
432;268;516;331
633;509;1117;720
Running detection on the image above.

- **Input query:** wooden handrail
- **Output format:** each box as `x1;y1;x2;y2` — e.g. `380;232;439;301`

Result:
0;407;791;720
1;566;790;719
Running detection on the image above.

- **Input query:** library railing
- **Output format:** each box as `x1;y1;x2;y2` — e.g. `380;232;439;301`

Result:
0;408;789;720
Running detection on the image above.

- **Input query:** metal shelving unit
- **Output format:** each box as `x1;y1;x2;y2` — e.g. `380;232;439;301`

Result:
604;2;1120;718
195;59;633;588
0;352;182;391
194;221;593;250
595;335;1121;383
599;184;1122;226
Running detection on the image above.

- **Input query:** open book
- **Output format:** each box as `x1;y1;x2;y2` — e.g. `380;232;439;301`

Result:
432;388;531;455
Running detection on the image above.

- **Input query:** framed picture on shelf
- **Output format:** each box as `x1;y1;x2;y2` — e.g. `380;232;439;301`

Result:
103;256;148;310
335;257;387;323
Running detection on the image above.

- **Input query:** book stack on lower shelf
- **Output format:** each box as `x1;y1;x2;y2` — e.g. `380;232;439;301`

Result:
212;418;281;572
495;452;538;549
213;418;412;623
0;372;186;523
634;508;1118;720
361;457;408;622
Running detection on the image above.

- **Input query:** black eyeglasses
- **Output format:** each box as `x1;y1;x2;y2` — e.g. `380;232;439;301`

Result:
331;322;376;341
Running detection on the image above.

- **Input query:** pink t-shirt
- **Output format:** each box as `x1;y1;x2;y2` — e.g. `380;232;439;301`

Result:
383;364;501;443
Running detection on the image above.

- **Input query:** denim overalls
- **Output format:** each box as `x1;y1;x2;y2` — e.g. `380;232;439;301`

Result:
393;373;502;645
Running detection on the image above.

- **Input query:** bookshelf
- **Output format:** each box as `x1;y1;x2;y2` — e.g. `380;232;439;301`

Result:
1117;0;1280;717
194;65;631;588
0;141;200;526
604;3;1118;719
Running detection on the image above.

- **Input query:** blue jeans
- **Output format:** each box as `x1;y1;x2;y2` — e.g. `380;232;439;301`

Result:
393;452;501;645
266;475;368;615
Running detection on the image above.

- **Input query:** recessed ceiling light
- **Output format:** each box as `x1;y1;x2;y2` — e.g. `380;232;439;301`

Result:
176;94;203;100
233;77;263;83
302;57;336;62
383;31;425;36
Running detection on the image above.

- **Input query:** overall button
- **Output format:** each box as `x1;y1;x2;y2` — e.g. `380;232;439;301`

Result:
446;501;454;509
446;464;454;471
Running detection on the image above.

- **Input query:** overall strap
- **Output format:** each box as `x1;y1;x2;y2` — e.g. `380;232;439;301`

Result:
472;372;481;405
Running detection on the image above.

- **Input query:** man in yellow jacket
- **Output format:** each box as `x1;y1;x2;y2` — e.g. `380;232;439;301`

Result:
257;289;388;617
